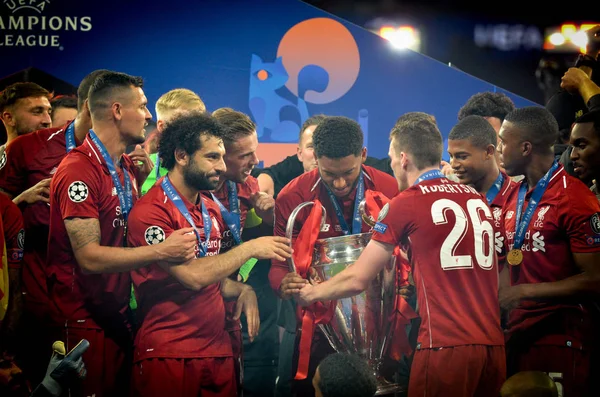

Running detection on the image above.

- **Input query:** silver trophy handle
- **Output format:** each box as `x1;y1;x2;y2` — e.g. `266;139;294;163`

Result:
358;198;376;227
285;201;327;273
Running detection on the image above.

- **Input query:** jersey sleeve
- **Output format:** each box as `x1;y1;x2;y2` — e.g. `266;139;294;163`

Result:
52;156;102;221
127;198;175;283
0;194;24;268
560;184;600;253
0;139;27;195
371;193;413;247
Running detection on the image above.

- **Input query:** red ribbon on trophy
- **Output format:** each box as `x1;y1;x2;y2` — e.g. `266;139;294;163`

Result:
293;199;336;380
364;190;418;360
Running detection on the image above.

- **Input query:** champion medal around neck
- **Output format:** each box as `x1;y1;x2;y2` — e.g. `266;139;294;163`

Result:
507;248;524;266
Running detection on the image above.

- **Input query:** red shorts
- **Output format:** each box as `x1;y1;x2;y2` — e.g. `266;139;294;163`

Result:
507;335;592;396
62;325;131;397
131;357;236;397
409;345;506;397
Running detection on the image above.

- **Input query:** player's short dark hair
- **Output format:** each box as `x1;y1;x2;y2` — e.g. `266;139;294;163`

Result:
391;112;442;168
458;92;516;122
0;82;51;113
158;112;223;170
77;69;110;111
449;115;498;149
87;71;144;116
313;116;363;159
211;107;256;146
51;95;78;111
300;114;327;142
504;107;558;150
574;109;600;137
317;353;377;397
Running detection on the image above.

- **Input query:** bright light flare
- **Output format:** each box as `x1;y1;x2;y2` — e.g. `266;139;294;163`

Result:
378;25;420;51
549;32;566;46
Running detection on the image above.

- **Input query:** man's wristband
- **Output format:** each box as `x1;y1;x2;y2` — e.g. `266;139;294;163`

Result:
238;258;258;282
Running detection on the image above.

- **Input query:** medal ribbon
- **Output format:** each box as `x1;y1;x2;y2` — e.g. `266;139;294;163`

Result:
88;130;133;246
513;160;559;250
162;175;211;257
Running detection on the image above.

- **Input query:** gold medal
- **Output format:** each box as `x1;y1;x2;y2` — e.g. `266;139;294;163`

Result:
507;249;523;266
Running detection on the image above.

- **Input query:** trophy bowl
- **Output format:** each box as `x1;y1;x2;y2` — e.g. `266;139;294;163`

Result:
287;201;403;395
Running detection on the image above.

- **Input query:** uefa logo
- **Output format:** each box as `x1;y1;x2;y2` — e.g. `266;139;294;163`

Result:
3;0;51;14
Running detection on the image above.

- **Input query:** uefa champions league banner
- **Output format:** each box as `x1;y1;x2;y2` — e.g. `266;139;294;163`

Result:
0;0;537;165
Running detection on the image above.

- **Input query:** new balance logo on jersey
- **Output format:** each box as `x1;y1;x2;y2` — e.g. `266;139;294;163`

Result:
533;206;550;228
111;187;117;196
49;167;58;175
320;223;331;232
506;211;515;220
532;231;545;252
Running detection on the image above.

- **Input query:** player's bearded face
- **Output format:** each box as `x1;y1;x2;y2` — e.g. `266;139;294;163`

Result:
12;96;52;135
183;156;222;191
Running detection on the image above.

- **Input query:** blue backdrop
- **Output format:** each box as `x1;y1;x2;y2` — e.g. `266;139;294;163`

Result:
0;0;538;161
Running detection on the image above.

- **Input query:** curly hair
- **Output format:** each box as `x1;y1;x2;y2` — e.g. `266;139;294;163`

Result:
158;112;223;170
317;353;377;397
312;116;363;159
458;92;516;122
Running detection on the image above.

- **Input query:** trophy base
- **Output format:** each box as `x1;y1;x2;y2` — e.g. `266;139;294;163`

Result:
374;380;405;396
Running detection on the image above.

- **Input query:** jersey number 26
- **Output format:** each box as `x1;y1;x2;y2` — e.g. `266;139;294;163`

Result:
431;198;494;271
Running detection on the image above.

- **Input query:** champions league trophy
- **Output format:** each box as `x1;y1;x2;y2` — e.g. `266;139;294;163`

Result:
286;201;403;395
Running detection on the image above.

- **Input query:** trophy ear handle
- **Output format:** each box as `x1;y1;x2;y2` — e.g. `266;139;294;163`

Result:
358;198;376;227
285;201;327;274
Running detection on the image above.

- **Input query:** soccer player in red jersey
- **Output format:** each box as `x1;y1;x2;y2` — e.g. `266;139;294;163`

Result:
211;107;277;390
497;107;600;396
47;71;198;397
297;113;505;397
0;70;111;385
269;116;399;395
0;82;51;149
127;113;292;396
448;115;518;258
0;193;24;350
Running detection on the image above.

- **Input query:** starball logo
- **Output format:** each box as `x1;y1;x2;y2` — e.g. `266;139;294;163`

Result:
1;0;92;48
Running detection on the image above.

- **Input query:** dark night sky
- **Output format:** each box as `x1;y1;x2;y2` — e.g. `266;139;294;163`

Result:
304;0;596;104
